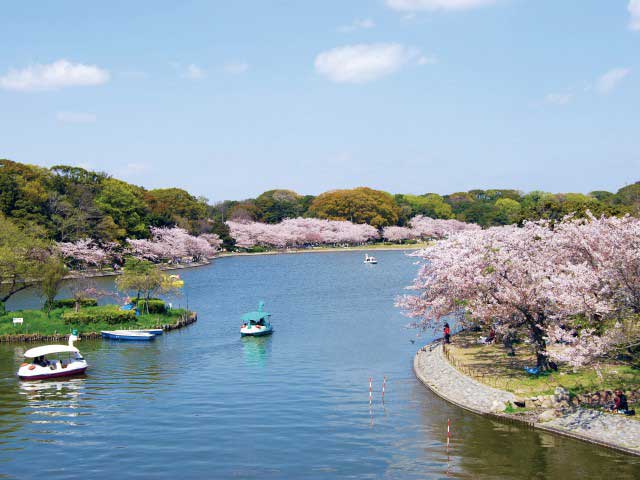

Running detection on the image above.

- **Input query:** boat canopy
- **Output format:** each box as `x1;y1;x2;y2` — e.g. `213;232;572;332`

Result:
241;301;270;322
24;345;79;358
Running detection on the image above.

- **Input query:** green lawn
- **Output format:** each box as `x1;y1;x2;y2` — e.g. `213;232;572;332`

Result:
446;330;640;397
0;306;191;337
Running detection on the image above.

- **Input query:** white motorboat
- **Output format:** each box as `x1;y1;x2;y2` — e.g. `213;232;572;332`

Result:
364;254;378;264
17;332;87;381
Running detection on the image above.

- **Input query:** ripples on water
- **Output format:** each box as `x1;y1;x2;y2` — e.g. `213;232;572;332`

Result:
1;251;639;479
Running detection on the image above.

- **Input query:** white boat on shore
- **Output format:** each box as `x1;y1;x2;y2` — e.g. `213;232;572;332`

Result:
17;332;87;381
101;330;156;341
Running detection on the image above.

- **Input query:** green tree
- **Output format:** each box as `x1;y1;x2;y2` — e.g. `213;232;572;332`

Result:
308;187;400;228
255;189;306;223
0;215;49;307
615;182;640;214
39;256;68;317
145;188;208;233
402;194;453;219
494;198;522;225
95;178;148;239
116;259;161;303
116;259;181;310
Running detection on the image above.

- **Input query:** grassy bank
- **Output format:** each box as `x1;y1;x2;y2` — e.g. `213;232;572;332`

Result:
446;330;640;397
0;306;192;338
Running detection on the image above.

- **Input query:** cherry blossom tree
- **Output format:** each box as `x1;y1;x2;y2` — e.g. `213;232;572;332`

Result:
409;216;480;240
57;238;110;269
398;219;617;370
126;227;219;263
382;226;417;242
226;218;379;249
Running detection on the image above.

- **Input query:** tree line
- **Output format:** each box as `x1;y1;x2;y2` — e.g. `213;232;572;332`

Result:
2;158;638;246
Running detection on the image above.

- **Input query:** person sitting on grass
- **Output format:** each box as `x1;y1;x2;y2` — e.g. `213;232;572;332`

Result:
614;390;628;412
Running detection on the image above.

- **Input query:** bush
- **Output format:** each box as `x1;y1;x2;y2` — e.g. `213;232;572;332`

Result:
52;298;98;309
137;299;166;314
62;306;135;325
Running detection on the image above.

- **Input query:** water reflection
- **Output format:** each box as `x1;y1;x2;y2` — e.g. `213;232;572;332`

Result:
241;336;271;368
0;252;639;479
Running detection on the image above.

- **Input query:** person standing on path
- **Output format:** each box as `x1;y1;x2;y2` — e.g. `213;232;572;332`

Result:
444;323;451;344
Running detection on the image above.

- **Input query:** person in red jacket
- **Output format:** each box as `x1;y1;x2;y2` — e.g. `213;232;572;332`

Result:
444;323;451;344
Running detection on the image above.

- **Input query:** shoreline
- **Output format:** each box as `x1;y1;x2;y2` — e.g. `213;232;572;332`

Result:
61;244;428;280
0;311;198;343
414;342;640;457
216;243;427;259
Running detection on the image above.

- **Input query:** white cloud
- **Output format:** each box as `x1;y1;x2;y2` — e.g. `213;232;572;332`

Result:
223;62;250;74
338;18;376;33
315;43;424;83
596;68;630;94
0;59;109;92
544;93;573;106
182;64;205;80
385;0;497;12
630;1;640;31
56;111;97;123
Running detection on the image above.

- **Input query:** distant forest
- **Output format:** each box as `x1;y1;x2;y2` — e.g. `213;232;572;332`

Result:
1;158;638;248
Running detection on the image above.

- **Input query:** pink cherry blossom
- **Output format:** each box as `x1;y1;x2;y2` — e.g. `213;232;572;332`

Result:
127;227;219;262
57;238;111;268
397;215;631;369
226;218;379;248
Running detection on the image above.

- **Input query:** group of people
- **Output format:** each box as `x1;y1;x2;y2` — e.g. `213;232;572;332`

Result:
441;322;636;417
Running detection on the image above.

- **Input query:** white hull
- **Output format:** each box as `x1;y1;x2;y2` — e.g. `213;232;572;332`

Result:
18;359;88;380
240;325;273;336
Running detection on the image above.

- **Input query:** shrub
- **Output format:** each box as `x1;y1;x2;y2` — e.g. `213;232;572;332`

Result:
62;306;135;325
137;299;166;314
52;298;98;309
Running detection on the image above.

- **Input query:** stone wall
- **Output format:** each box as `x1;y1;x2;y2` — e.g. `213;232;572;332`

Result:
514;387;639;411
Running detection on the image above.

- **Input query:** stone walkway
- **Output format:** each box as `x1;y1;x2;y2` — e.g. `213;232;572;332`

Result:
414;343;640;456
414;343;515;413
545;408;640;452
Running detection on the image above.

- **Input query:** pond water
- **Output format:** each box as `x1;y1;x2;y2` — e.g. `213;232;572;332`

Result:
1;251;639;479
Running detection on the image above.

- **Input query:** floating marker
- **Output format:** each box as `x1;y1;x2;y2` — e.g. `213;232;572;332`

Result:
382;375;386;403
369;377;373;406
447;418;451;451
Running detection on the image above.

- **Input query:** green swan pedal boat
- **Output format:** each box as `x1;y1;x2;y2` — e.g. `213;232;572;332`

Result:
240;302;273;337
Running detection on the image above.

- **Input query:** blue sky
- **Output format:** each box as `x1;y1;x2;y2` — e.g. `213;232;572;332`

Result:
1;0;638;201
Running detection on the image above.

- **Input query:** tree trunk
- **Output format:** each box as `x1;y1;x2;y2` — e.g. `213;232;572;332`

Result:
503;331;516;356
530;320;550;371
0;283;33;303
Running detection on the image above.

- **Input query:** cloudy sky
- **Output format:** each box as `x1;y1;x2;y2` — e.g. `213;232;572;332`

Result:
1;1;638;200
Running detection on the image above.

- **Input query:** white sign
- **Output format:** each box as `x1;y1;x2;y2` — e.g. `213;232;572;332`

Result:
12;318;23;325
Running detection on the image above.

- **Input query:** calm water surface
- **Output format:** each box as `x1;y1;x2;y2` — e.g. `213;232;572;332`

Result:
1;251;639;479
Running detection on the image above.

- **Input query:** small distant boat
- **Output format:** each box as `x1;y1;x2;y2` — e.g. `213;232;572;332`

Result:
166;274;184;288
18;331;87;380
101;330;156;341
240;302;273;337
364;254;378;264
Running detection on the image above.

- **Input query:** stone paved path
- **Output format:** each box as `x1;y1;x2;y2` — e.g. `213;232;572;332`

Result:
546;408;640;452
415;343;640;456
414;343;515;413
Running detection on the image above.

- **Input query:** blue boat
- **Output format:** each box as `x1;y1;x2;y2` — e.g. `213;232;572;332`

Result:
101;330;156;341
240;302;273;337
